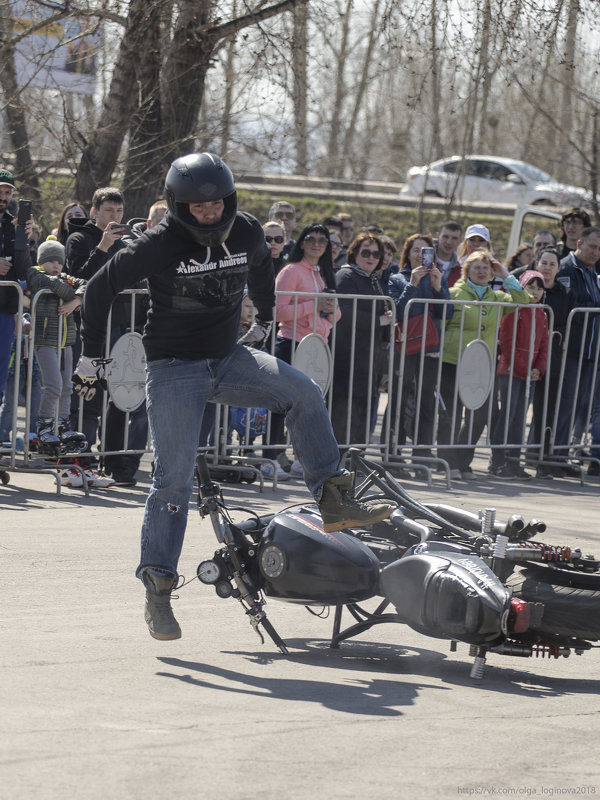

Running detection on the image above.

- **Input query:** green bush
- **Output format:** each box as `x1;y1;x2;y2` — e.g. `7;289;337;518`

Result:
237;190;517;260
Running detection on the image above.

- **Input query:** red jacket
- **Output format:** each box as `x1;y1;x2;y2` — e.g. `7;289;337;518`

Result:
497;306;548;380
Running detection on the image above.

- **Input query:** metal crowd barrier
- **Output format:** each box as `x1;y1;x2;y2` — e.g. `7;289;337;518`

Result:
3;285;600;492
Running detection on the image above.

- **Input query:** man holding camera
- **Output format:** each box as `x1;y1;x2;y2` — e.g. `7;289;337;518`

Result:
0;168;33;399
65;187;128;279
64;187;130;487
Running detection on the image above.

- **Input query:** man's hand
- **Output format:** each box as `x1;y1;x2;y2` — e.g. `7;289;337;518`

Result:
58;298;82;317
237;319;272;349
72;356;112;401
98;222;128;252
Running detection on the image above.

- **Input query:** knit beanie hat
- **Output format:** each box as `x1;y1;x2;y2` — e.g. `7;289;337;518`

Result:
37;235;65;266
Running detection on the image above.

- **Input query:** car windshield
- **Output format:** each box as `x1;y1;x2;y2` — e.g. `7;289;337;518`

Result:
510;161;554;184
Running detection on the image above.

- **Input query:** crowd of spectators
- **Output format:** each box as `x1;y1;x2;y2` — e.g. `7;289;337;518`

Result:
1;159;600;487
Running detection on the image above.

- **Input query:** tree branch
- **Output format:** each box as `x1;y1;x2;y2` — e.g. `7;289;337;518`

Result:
194;0;307;43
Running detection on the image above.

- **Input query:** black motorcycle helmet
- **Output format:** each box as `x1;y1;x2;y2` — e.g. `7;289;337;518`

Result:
164;152;237;246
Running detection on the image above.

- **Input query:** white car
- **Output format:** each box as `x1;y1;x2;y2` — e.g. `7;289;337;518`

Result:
401;155;590;207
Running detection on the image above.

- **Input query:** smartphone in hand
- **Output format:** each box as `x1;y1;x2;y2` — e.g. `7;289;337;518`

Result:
421;246;435;269
15;199;32;250
17;199;32;226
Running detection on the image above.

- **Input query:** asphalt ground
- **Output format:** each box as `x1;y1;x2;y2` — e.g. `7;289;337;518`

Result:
2;453;600;800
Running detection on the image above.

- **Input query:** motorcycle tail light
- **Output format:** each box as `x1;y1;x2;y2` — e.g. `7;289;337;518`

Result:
507;598;531;633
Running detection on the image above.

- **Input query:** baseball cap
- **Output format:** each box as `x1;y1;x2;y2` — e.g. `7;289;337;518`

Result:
518;269;545;288
0;169;16;189
465;224;490;242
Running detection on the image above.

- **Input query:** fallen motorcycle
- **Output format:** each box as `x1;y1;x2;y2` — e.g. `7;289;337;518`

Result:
194;449;600;679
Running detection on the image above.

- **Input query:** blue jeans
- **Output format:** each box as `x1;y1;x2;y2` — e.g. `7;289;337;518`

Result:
136;345;342;579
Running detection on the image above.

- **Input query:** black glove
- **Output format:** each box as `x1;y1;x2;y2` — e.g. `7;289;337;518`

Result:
72;356;112;401
237;319;272;349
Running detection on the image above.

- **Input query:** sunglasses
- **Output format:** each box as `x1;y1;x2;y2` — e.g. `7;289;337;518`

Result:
265;235;284;243
330;240;342;248
304;235;328;245
359;248;382;260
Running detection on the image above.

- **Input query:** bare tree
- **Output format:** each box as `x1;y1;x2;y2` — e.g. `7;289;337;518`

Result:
556;0;580;182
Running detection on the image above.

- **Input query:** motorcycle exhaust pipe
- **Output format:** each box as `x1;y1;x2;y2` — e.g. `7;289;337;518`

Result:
389;508;433;541
521;519;547;538
425;504;513;536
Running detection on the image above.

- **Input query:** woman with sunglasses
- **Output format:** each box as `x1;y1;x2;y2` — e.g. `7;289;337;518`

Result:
386;232;453;463
263;223;340;479
331;231;393;447
262;221;286;275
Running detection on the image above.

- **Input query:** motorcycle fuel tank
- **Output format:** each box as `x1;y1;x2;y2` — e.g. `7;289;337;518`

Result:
380;542;511;646
258;507;380;605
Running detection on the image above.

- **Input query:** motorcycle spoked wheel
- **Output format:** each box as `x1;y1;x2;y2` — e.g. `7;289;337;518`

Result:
506;566;600;641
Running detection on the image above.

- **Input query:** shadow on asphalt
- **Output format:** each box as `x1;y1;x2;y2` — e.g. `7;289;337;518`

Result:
156;648;446;716
156;635;598;715
0;479;149;510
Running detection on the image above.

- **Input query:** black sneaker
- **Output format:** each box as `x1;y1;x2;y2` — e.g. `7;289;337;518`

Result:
111;473;137;487
536;466;554;480
509;463;532;481
488;465;514;480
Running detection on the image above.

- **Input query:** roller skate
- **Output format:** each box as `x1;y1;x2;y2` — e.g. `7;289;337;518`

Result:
57;418;87;455
36;418;62;457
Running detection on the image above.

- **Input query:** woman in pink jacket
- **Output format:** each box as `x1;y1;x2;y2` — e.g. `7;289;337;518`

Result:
263;224;340;479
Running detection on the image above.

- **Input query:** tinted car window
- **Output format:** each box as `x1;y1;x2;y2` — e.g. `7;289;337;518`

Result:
464;159;480;176
442;160;460;174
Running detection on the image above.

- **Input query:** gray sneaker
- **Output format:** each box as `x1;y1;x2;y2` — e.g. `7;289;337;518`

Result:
142;569;182;640
318;472;395;533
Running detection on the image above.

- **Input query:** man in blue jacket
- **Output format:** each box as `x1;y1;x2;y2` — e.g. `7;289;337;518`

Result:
556;227;600;470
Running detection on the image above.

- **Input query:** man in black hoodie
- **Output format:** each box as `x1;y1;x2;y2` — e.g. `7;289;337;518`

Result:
74;153;395;642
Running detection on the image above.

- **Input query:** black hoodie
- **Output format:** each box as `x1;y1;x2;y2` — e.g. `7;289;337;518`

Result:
65;216;126;280
0;209;31;314
65;216;133;330
80;211;274;362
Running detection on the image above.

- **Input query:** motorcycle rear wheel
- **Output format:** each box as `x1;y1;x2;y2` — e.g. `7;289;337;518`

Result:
506;566;600;641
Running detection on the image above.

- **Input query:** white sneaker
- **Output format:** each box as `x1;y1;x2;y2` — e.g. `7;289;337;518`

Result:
60;468;84;488
83;468;115;488
450;468;462;481
290;460;304;477
260;462;290;481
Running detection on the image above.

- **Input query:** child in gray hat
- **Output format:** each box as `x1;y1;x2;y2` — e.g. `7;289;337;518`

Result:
26;237;105;486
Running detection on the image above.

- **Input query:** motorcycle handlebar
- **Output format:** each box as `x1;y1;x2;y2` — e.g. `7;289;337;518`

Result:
196;452;212;487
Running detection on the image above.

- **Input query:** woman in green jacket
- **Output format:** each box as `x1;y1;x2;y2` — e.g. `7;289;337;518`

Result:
438;249;530;480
